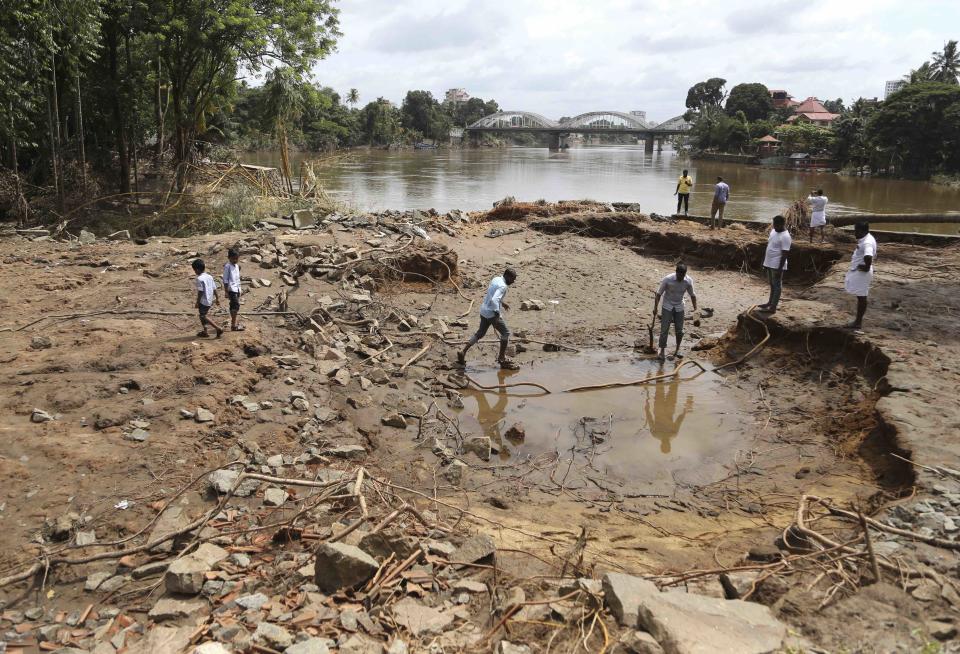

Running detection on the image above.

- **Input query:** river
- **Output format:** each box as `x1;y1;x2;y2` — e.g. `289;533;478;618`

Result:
241;146;960;234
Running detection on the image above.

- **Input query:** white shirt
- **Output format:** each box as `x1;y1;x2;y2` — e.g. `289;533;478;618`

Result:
809;195;828;213
850;233;877;271
480;276;509;318
763;229;792;270
657;273;695;312
223;262;241;293
196;272;216;306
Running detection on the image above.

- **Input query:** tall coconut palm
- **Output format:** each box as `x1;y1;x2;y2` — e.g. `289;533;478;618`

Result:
904;62;934;85
931;40;960;85
263;67;304;193
347;88;359;107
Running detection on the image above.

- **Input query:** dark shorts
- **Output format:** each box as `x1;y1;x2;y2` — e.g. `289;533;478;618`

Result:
474;313;510;342
198;304;211;319
227;290;240;312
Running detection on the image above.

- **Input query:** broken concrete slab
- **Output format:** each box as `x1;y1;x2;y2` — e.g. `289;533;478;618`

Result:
451;533;496;567
313;542;379;593
148;597;207;621
322;444;366;460
601;572;787;654
149;505;192;554
165;547;226;596
263;487;288;506
252;622;294;649
358;530;420;560
463;436;492;461
285;638;332;654
195;407;215;423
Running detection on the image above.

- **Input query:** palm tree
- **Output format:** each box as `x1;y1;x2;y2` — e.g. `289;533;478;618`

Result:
904;61;934;85
931;40;960;85
263;67;304;193
347;88;359;108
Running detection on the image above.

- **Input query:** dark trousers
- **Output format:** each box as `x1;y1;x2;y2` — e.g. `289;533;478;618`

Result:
658;307;684;348
469;313;510;345
765;267;783;309
676;193;689;214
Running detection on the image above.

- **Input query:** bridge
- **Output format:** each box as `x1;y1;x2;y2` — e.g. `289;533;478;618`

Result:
465;111;692;151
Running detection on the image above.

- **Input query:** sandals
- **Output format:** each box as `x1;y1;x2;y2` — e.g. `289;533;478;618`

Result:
197;330;209;337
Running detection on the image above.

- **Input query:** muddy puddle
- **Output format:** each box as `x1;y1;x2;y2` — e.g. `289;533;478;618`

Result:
456;352;754;487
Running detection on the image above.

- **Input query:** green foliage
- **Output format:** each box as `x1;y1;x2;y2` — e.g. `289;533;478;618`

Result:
447;97;500;127
867;81;960;176
775;122;836;153
685;78;727;112
823;98;845;113
400;90;451;141
725;83;773;122
931;40;960;85
361;98;401;146
689;106;749;152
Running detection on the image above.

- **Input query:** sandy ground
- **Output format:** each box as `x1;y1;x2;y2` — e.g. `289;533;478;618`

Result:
1;208;959;652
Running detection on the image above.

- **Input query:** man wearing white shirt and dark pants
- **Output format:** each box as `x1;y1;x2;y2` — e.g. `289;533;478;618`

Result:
808;189;828;243
653;263;697;362
844;222;877;330
459;268;519;369
760;215;791;313
222;248;244;332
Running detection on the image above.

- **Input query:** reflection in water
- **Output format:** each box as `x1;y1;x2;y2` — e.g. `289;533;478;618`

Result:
242;147;960;234
643;378;695;454
455;352;750;483
472;368;515;460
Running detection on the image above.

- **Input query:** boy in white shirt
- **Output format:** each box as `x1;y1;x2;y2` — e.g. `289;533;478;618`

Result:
222;248;243;332
191;259;223;338
759;214;791;313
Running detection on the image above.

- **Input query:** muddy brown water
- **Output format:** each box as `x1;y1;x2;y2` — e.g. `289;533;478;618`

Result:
243;147;960;234
454;351;753;488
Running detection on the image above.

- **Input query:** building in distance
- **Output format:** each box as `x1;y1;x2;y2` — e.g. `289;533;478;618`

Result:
444;88;471;105
884;80;906;99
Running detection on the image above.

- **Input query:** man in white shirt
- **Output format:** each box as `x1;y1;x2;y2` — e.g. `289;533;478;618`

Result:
652;263;697;362
808;189;828;243
759;214;791;313
191;259;223;338
222;248;243;332
458;268;518;369
710;176;730;229
844;221;877;330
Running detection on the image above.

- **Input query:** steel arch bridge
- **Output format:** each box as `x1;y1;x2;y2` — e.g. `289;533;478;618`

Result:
465;110;691;150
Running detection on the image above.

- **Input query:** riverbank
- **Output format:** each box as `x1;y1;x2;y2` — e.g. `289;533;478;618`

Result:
1;205;959;652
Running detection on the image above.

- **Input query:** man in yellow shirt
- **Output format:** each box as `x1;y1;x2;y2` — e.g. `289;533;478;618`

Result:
674;169;693;216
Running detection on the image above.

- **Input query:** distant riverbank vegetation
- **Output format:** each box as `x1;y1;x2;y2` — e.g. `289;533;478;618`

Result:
684;40;960;179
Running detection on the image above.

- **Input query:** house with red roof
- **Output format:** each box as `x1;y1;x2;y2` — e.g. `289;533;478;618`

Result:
768;89;800;109
786;97;840;127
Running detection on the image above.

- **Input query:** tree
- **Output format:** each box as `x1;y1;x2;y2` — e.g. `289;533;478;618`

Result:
931;40;960;85
823;98;845;114
262;67;304;192
833;98;879;169
904;62;935;85
400;90;450;141
725;83;773;121
867;81;960;176
346;88;359;107
684;78;727;114
149;0;341;187
776;122;835;154
361;98;400;146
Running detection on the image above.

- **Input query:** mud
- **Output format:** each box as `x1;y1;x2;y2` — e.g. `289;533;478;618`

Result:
1;205;958;652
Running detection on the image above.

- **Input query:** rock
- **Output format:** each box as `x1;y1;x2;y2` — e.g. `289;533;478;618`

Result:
927;619;958;641
601;572;786;654
99;574;128;592
463;436;492;461
79;229;96;244
32;408;54;423
453;579;488;594
266;454;284;467
235;592;269;611
391;598;454;636
208;470;260;497
264;487;288;506
85;570;113;591
148;597;207;621
193;644;233;654
285;638;332;654
504;423;525;443
180;408;195;419
911;579;941;602
125;428;150;442
164;557;208;595
443;460;467;486
292;397;310;411
616;630;664;654
386;640;408;654
369;368;390;384
381;412;407;429
452;533;496;566
497;642;531;654
132;560;170;579
30;336;52;350
358;530;420;560
323;444;366;460
75;530;96;546
253;622;294;649
347;395;372;409
746;543;781;563
127;624;196;654
195;407;215;423
291;209;316;229
520;299;543;311
339;633;384;654
313;542;379;592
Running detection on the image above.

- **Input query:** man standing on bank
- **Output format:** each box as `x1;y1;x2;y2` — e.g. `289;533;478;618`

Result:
710;176;730;229
674;169;694;216
653;263;697;362
808;188;828;243
844;221;877;330
759;214;791;313
459;267;520;370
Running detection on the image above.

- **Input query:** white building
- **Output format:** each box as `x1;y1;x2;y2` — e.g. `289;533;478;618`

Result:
445;88;470;104
884;80;906;99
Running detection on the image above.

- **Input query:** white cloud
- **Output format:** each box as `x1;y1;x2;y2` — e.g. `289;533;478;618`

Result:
310;0;960;122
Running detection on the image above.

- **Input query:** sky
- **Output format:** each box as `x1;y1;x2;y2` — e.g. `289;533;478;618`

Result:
308;0;960;123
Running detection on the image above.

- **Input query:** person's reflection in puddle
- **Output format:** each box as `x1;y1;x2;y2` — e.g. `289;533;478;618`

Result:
643;377;694;453
474;368;517;460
